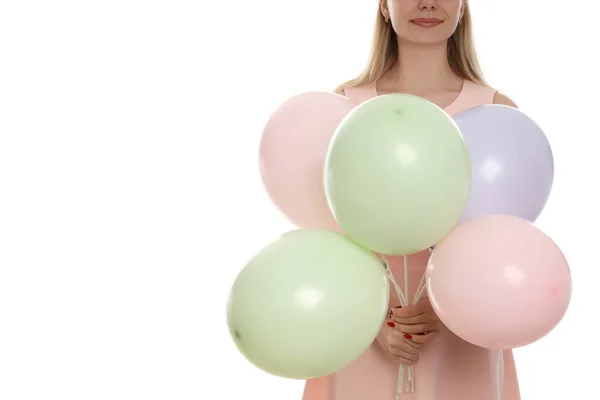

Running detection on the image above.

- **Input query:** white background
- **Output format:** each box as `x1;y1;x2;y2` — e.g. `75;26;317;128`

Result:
0;0;598;399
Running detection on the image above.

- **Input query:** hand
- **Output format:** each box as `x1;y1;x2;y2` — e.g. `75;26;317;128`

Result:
378;298;442;365
379;322;422;366
390;297;443;339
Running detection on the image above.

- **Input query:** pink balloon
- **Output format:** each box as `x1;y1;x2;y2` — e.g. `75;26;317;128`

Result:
259;92;357;230
426;214;571;349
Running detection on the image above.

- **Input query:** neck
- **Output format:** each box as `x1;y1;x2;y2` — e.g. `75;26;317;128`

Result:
384;40;460;93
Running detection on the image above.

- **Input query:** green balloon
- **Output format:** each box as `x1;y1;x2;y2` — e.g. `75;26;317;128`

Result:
226;229;389;379
324;94;471;255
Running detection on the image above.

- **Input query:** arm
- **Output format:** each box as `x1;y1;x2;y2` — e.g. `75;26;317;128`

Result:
302;375;333;400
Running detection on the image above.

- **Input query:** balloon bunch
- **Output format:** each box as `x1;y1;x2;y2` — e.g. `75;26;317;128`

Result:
226;91;572;392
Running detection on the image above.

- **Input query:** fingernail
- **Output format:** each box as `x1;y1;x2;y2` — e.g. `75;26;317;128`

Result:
387;322;395;327
404;334;413;339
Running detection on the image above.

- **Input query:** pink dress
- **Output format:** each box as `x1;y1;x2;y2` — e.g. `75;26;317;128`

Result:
302;80;521;400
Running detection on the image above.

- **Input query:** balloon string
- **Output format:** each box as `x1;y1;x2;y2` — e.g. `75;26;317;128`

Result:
381;255;408;396
412;246;433;304
414;280;427;304
403;254;408;311
405;246;435;392
408;246;437;393
382;255;415;396
404;254;415;393
382;255;407;306
384;247;436;396
396;362;404;399
491;349;505;400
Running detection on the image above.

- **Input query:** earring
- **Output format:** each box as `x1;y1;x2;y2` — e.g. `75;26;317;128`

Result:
384;15;389;23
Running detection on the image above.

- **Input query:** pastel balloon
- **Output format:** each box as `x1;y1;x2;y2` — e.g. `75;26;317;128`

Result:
426;214;571;349
324;94;471;255
259;92;357;231
453;105;554;222
227;229;389;379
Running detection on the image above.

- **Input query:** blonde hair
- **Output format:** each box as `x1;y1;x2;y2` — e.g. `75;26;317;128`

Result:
335;4;486;94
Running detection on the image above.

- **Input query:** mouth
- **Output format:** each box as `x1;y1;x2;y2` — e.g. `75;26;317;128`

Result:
410;18;443;28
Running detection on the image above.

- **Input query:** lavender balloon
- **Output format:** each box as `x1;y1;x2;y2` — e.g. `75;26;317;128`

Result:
453;105;554;222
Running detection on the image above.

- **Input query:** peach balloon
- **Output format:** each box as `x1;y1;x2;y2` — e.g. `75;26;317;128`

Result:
259;92;357;230
426;214;572;349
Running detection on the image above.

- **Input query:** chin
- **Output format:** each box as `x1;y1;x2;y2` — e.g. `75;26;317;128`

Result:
398;32;453;46
401;36;449;46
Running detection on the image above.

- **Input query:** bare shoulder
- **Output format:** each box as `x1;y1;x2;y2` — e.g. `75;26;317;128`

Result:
493;91;518;108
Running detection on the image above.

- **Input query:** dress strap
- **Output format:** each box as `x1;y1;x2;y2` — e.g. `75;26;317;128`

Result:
343;84;377;104
445;80;498;115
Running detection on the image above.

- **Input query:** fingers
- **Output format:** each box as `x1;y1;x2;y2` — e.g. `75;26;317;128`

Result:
391;330;421;350
391;298;432;318
391;306;424;319
390;312;426;325
390;301;436;325
389;340;420;364
394;354;419;366
394;322;438;334
383;327;421;362
409;332;439;345
391;342;420;357
402;336;421;350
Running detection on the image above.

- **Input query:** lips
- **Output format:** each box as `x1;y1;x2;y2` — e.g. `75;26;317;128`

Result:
410;18;443;28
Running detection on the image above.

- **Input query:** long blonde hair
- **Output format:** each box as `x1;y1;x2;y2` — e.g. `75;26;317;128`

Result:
335;4;486;94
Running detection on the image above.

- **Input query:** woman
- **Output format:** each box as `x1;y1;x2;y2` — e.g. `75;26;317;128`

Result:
302;1;520;399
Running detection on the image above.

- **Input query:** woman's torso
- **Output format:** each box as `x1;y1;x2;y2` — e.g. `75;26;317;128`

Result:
301;79;521;400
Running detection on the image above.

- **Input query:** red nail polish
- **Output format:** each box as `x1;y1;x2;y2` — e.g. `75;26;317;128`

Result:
404;334;413;339
387;322;395;327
